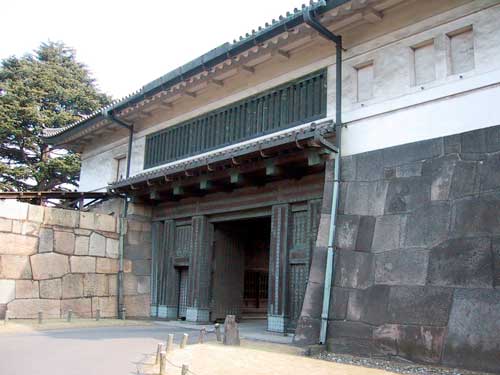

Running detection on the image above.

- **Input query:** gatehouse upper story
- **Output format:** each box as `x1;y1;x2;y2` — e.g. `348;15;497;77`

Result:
42;0;500;192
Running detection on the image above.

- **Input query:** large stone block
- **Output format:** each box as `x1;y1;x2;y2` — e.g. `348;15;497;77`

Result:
62;274;84;299
96;258;119;274
83;273;108;297
54;231;75;255
351;285;390;325
449;161;478;199
335;215;359;251
74;235;89;255
371;215;404;253
123;273;138;295
0;218;12;232
38;228;54;253
451;193;500;237
374;249;428;286
340;155;356;181
383;138;443;168
124;244;151;260
137;276;151;294
427;237;493;288
373;324;446;363
44;207;79;227
443;289;500;373
334;250;373;289
404;202;451;248
422;155;458;201
493;237;500;287
0;280;16;303
70;256;96;273
61;298;92;318
327;320;373;339
39;278;62;299
27;204;44;223
0;200;28;220
356;216;375;252
80;212;116;232
3;233;38;255
0;255;32;279
105;238;119;258
328;287;349;320
12;221;39;236
31;253;69;280
385;177;431;213
132;260;151;276
344;181;388;216
7;298;60;319
355;150;384;181
92;296;117;318
108;275;118;295
89;232;106;257
388;286;453;326
123;294;150;317
15;280;39;299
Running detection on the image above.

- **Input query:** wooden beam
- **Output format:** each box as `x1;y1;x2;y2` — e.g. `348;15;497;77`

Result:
184;91;197;98
273;49;290;60
265;160;282;176
240;65;255;74
209;78;224;88
200;179;213;190
149;190;161;200
173;185;184;195
363;8;383;23
307;150;322;166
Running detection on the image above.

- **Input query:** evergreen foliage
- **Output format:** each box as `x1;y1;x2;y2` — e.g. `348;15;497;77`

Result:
0;41;110;191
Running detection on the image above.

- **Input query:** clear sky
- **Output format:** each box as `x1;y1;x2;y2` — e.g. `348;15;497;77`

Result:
1;0;307;100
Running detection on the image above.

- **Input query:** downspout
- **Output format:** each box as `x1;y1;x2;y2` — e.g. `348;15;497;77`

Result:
304;8;343;345
107;112;134;319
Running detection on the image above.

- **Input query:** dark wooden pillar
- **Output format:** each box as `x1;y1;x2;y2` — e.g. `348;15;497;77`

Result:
160;220;178;319
268;204;291;332
150;221;163;317
186;215;213;322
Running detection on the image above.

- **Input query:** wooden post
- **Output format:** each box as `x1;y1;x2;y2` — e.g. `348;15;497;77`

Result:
96;308;101;321
121;307;127;320
166;334;174;352
180;333;188;349
214;323;222;342
155;343;164;365
159;351;166;375
67;309;72;322
38;311;43;324
181;364;189;375
198;328;206;344
4;310;8;325
223;315;240;346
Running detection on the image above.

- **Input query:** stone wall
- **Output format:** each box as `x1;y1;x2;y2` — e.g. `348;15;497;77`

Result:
0;200;152;319
327;124;500;373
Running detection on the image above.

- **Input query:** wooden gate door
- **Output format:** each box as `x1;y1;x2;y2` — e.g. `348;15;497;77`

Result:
211;226;245;321
178;268;189;318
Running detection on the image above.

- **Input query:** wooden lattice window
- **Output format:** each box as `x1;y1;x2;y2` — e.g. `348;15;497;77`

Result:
144;69;327;169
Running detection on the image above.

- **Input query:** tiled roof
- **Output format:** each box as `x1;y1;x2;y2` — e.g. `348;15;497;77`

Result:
42;0;350;142
109;118;335;189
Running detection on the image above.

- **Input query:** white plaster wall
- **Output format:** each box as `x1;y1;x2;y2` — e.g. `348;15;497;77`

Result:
78;0;500;191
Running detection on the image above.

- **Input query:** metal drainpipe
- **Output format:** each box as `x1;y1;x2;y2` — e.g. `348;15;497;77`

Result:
304;8;343;345
108;113;134;319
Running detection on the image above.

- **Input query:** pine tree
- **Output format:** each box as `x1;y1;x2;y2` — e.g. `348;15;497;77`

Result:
0;41;110;192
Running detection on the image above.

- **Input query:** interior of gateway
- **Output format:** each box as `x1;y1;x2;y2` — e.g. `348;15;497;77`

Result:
211;217;271;322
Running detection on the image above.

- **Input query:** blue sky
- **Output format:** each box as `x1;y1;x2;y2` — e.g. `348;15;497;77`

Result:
1;0;307;99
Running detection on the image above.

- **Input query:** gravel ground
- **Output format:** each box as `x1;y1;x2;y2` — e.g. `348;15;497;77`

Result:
314;352;492;375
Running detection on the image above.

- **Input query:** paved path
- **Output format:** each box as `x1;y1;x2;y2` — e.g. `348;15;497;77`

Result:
0;324;204;375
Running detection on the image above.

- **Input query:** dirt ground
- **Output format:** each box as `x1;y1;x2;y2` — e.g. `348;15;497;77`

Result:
0;318;152;333
140;340;401;375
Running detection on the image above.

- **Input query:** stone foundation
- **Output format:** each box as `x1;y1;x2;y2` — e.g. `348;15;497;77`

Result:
0;200;152;319
296;124;500;373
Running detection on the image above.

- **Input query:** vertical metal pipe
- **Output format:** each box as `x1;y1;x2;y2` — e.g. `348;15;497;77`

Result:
303;8;343;345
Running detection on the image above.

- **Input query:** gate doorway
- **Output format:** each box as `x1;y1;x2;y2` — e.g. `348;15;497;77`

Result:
177;267;188;319
211;217;271;322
